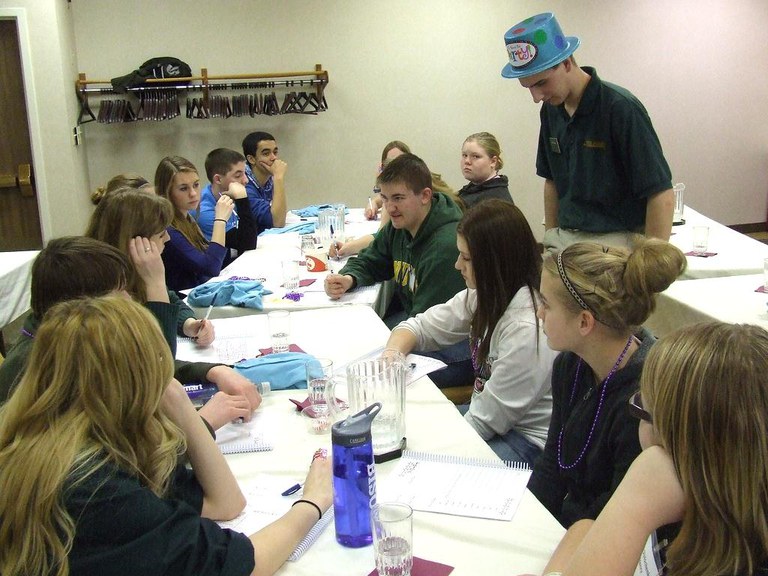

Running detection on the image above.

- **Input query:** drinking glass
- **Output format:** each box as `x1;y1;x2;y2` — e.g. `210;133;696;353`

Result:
306;357;335;415
267;310;290;353
371;503;413;576
692;225;709;255
282;259;300;291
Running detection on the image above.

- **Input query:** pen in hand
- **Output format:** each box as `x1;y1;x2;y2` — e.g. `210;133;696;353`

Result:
195;293;218;340
368;196;376;220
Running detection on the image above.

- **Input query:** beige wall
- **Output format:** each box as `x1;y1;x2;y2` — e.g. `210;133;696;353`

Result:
11;0;768;241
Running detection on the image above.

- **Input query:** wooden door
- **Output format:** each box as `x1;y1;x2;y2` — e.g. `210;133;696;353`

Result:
0;19;42;251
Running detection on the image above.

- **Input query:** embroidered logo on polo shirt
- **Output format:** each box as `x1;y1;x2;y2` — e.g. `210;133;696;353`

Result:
506;41;537;68
583;140;607;149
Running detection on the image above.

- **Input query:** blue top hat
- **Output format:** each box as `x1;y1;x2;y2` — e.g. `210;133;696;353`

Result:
501;13;580;79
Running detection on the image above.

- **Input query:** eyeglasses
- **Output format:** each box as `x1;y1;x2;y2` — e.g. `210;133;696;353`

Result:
628;390;652;423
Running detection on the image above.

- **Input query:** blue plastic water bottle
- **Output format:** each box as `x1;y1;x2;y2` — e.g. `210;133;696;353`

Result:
331;403;381;547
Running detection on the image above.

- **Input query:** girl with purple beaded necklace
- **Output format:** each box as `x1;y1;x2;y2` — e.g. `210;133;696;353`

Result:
527;238;685;576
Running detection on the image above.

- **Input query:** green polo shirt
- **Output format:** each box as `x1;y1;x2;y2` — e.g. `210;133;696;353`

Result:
536;67;672;233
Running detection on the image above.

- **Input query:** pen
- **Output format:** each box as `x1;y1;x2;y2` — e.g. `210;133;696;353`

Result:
368;196;375;219
281;483;303;496
196;293;217;339
329;224;341;260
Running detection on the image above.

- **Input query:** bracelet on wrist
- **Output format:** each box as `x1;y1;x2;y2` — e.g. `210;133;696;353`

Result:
214;218;227;223
291;499;322;521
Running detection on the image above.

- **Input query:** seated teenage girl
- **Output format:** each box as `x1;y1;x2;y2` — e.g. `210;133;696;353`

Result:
385;199;556;466
0;295;331;576
538;322;768;576
457;132;513;208
529;239;685;572
85;189;261;426
155;156;235;294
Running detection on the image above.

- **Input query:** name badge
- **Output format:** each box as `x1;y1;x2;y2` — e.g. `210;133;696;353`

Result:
549;137;561;154
583;139;607;149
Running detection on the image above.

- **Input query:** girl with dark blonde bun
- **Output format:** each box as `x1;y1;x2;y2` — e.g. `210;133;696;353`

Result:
557;322;768;576
0;296;331;576
90;172;152;205
530;238;686;574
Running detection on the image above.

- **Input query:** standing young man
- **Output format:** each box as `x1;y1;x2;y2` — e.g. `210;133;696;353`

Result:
325;153;465;327
242;131;288;234
194;148;258;265
501;12;674;252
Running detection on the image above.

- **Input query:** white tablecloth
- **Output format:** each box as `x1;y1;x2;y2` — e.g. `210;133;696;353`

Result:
645;274;768;337
0;250;38;327
180;307;565;575
186;209;385;319
669;207;768;279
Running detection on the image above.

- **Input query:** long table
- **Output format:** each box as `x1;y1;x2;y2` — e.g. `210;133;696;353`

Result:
669;206;768;279
186;209;387;319
645;274;768;337
0;250;37;329
0;250;38;354
179;307;565;575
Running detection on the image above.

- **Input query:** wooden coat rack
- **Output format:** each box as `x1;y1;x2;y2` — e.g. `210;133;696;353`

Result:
75;64;329;124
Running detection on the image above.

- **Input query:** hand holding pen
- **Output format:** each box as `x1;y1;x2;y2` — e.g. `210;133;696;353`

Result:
190;293;218;347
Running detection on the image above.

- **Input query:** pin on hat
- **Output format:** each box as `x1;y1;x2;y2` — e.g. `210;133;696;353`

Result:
501;13;580;79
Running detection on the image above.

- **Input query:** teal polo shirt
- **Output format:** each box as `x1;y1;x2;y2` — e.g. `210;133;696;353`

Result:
536;67;672;233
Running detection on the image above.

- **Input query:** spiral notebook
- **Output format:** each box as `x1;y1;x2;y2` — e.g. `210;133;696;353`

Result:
217;475;333;561
215;412;274;454
378;451;531;521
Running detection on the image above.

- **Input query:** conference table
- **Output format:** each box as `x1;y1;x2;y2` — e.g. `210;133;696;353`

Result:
669;206;768;279
640;206;768;336
645;274;768;337
0;250;38;353
186;209;389;319
178;306;565;575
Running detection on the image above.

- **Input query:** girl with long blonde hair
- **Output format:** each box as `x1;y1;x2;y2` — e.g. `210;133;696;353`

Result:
0;295;331;576
556;322;768;576
155;156;234;293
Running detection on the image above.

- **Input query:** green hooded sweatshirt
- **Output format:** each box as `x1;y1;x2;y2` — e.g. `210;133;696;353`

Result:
340;191;465;317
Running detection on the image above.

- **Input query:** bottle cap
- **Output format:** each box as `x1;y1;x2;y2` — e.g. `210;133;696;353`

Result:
331;403;381;447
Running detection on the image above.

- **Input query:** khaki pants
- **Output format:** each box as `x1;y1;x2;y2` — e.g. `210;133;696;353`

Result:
543;227;641;254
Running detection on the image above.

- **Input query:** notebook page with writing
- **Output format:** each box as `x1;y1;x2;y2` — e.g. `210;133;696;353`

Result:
217;474;333;561
216;411;274;454
378;451;531;521
633;531;665;576
176;336;263;364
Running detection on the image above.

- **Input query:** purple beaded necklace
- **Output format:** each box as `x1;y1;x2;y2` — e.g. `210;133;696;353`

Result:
470;337;481;372
557;335;634;470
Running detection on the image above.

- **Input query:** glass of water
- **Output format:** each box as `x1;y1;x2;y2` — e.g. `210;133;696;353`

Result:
267;310;290;353
306;357;335;415
371;502;413;576
692;225;709;255
282;259;300;291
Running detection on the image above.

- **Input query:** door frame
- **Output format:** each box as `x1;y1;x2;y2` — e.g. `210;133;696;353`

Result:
0;8;52;243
